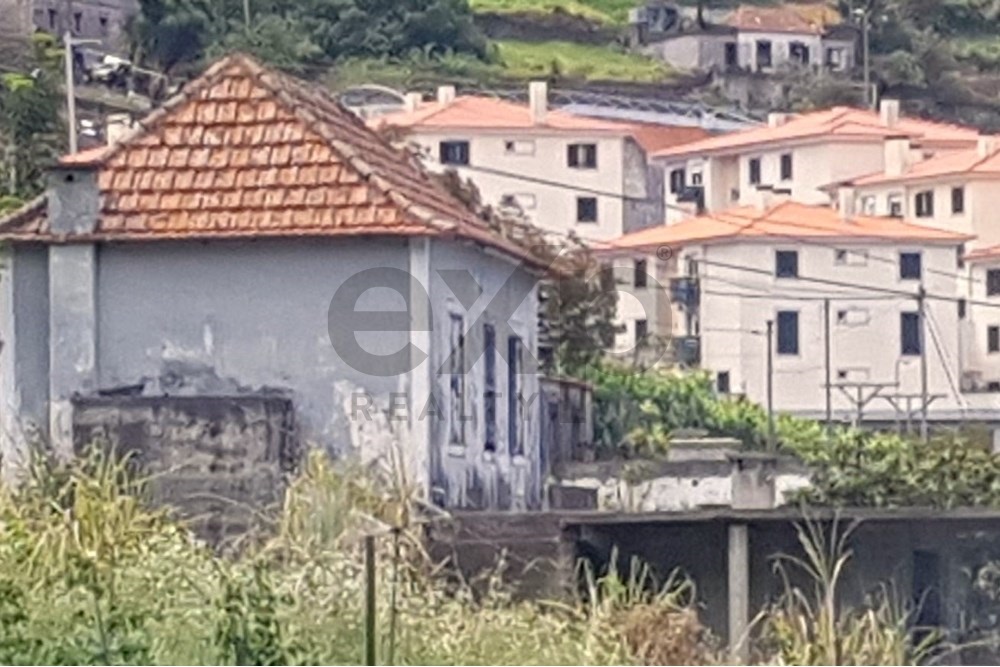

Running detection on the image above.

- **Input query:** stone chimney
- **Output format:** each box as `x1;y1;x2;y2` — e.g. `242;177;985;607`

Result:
879;99;900;128
47;166;100;235
838;186;855;221
436;85;456;105
883;137;911;177
404;92;423;113
767;112;788;128
978;134;998;158
529;81;548;125
105;113;133;146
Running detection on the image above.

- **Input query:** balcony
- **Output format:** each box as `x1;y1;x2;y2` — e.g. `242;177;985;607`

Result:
670;277;700;307
673;335;701;366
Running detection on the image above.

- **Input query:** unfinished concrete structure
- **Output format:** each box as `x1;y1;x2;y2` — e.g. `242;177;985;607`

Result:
0;54;544;511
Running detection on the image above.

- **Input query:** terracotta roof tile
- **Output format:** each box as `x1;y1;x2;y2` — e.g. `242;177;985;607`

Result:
726;4;836;34
844;143;1000;187
605;201;972;253
1;54;539;267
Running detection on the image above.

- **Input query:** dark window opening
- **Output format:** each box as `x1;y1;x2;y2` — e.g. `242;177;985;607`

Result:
789;41;810;65
483;324;497;452
989;269;1000;296
634;259;648;288
724;42;738;67
756;40;772;68
567;143;597;169
717;371;731;394
47;8;57;28
990;326;1000;354
776;311;799;355
899;252;922;280
912;551;942;632
448;314;466;445
73;11;82;32
901;312;921;356
669;168;686;194
748;157;761;185
952;186;964;214
959;299;967;319
576;197;598;223
780;153;793;180
439;140;469;166
508;336;524;456
635;319;648;344
775;250;799;278
915;190;934;217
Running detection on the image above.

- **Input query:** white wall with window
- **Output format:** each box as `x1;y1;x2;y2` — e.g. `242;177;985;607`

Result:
963;255;1000;391
676;240;963;417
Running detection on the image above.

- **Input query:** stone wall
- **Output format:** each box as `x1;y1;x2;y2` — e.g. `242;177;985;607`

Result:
73;394;297;544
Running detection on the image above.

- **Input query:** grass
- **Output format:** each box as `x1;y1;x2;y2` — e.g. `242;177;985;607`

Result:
496;39;676;83
468;0;636;25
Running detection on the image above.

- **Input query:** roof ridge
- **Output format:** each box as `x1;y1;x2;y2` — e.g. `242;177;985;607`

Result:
0;194;45;230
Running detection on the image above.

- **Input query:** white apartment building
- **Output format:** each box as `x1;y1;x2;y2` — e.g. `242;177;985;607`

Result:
834;136;1000;248
371;83;707;242
604;200;975;421
654;101;980;224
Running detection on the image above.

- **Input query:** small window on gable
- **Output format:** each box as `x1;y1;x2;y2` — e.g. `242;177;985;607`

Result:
669;168;686;194
915;190;934;217
576;197;598;223
900;252;922;280
775;250;798;278
691;171;703;185
568;143;597;169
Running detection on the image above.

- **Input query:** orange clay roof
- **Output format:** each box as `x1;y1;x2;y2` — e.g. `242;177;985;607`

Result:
845;145;1000;187
605;201;972;252
0;54;540;266
654;107;980;159
371;96;710;152
726;4;833;34
964;244;1000;263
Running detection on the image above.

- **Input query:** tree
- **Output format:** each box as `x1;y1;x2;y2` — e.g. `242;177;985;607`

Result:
0;33;64;209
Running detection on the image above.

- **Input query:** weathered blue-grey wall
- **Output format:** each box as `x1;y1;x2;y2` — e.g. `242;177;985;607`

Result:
95;238;410;459
427;240;540;509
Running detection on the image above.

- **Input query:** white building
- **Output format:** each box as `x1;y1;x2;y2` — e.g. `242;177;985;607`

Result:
372;83;707;242
604;200;975;421
654;101;980;224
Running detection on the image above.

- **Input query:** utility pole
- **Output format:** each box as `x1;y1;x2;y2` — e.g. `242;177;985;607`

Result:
918;285;929;443
766;319;775;451
862;10;871;109
63;31;77;153
824;298;832;430
243;0;252;28
363;534;376;666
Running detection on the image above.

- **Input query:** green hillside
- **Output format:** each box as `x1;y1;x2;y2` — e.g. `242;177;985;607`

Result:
469;0;636;25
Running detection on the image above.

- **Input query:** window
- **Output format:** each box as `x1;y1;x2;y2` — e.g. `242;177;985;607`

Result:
439;140;469;165
957;246;965;269
990;326;1000;354
951;186;965;214
959;299;967;319
99;15;108;36
789;41;810;65
900;252;922;280
576;197;598;223
888;194;903;217
669;168;686;194
748;157;761;185
915;190;934;217
776;311;799;355
756;40;772;68
448;314;466;445
826;46;845;69
717;371;731;394
567;143;597;169
724;42;738;67
836;308;870;326
73;11;82;32
835;248;868;266
483;324;497;452
635;319;648;344
988;269;1000;296
775;250;798;278
634;259;648;288
47;8;57;28
504;139;535;155
780;153;793;181
508;336;524;455
901;312;921;356
691;171;703;185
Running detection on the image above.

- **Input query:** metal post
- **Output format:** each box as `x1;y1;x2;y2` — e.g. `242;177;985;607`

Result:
63;31;77;153
824;298;832;430
727;522;750;661
364;534;377;666
766;319;775;451
243;0;252;27
919;286;929;443
862;12;871;108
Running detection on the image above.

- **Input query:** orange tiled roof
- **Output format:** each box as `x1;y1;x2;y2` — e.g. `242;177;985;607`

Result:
0;54;538;266
654;107;980;159
726;4;832;34
605;201;972;252
965;244;1000;263
371;96;710;152
845;144;1000;187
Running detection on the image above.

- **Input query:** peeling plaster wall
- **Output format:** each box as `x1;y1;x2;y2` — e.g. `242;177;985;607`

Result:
95;238;413;470
427;241;541;510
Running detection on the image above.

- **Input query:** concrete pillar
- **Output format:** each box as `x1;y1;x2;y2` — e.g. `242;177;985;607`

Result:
407;237;433;501
728;522;750;661
48;244;98;458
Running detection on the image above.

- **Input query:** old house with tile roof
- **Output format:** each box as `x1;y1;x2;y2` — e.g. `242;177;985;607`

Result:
372;82;708;243
0;54;545;511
